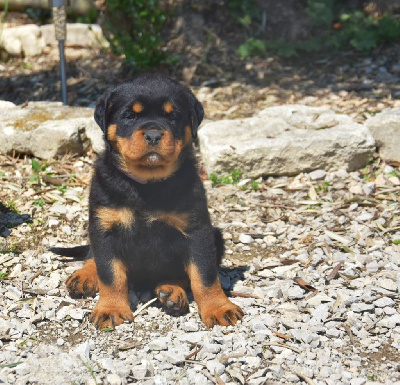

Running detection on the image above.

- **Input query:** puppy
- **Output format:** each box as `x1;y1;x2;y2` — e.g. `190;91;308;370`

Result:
52;73;244;329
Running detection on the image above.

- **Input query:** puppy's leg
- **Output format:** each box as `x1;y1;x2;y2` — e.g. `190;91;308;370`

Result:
155;279;189;314
66;257;99;298
90;259;134;329
187;227;244;327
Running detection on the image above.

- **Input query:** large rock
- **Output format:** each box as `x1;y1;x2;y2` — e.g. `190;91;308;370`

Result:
1;23;107;57
365;108;400;163
0;101;104;159
40;23;108;48
1;25;46;57
198;105;376;178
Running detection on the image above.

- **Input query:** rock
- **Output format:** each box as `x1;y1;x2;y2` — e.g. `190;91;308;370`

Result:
239;233;254;244
309;169;327;180
106;374;122;385
199;105;375;178
206;361;225;376
374;297;395;307
182;321;199;332
148;338;169;351
1;23;107;58
290;329;317;344
351;303;375;313
366;108;400;162
0;101;104;158
1;33;22;56
378;278;398;292
40;24;108;48
363;182;376;195
1;25;45;57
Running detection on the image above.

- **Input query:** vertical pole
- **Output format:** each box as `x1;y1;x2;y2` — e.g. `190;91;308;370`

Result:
52;0;67;105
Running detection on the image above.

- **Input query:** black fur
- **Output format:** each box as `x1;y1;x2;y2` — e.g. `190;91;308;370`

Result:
52;73;223;291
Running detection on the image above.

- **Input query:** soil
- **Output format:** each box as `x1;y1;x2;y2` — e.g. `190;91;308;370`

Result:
0;10;400;122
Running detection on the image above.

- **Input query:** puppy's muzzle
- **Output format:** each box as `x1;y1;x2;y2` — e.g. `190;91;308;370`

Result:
143;130;164;146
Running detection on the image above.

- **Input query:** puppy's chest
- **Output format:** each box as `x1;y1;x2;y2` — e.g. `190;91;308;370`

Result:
94;205;191;236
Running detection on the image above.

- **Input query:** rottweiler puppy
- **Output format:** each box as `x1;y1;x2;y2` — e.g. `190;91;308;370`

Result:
51;73;244;329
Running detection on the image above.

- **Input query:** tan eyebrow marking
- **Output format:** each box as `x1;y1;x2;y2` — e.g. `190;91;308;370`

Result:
132;103;143;113
164;102;174;114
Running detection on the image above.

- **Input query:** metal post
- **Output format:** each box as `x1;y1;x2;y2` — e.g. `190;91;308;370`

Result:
52;0;67;105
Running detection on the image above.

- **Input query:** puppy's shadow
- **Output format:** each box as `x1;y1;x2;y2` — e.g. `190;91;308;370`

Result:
219;265;249;292
0;202;31;238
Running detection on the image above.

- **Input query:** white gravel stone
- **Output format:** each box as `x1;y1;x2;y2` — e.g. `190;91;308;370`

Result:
309;169;327;180
239;233;254;244
378;278;398;291
148;338;169;351
374;297;395;307
106;374;122;385
206;361;225;376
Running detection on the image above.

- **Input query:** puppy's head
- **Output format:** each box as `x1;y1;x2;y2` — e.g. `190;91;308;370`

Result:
95;73;204;182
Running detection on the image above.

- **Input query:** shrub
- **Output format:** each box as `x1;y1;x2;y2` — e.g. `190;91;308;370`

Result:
101;0;168;69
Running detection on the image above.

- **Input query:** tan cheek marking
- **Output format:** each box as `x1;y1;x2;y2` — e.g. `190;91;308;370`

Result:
164;102;174;114
132;102;143;113
147;212;190;236
117;130;148;161
107;124;117;142
95;207;135;231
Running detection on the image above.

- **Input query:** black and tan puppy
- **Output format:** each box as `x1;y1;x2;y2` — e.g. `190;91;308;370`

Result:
52;73;243;329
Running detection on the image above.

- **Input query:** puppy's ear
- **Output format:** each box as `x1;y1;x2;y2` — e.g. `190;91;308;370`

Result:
94;88;113;132
188;92;204;140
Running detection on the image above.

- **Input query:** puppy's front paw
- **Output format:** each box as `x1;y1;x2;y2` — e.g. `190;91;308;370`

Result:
66;260;99;299
156;284;188;313
200;300;244;328
90;303;134;329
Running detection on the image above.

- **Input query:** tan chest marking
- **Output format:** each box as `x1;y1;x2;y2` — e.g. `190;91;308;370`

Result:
95;207;135;231
146;211;190;236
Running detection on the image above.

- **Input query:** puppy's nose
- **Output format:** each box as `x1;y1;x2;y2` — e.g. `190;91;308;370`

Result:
143;131;163;146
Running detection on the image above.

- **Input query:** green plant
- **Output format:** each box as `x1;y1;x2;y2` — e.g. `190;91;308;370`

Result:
33;199;46;207
209;170;243;187
57;184;68;195
29;159;53;186
227;0;261;30
5;200;19;214
316;181;332;193
0;270;8;279
101;0;168;69
238;1;400;58
388;170;399;178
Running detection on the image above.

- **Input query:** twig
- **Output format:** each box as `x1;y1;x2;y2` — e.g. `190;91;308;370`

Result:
294;372;316;385
132;298;157;317
225;290;261;299
185;344;203;360
326;261;344;281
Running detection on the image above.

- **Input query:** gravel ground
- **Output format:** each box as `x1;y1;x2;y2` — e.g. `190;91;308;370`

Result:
1;150;400;384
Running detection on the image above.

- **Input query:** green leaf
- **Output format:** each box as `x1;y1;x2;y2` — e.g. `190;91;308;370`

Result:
31;159;41;173
392;239;400;245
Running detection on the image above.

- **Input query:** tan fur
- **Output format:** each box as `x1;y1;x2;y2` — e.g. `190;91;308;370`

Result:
107;124;118;142
164;102;174;114
90;260;134;329
116;129;184;182
132;102;143;113
147;212;190;236
66;258;99;296
186;263;243;327
95;207;135;231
